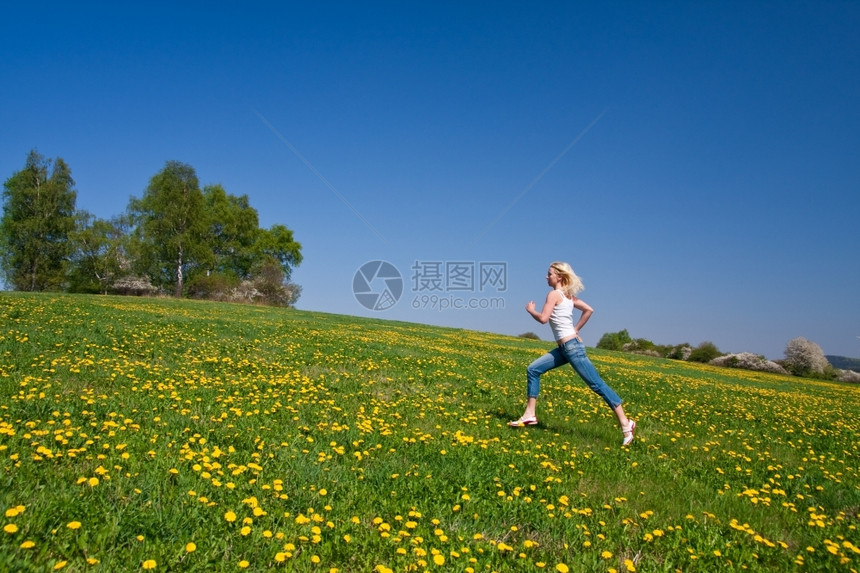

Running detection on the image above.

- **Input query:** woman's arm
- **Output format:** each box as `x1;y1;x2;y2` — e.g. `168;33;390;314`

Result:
572;298;594;333
526;290;561;324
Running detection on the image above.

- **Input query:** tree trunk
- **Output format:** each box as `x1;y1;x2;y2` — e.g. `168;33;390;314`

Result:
175;244;183;297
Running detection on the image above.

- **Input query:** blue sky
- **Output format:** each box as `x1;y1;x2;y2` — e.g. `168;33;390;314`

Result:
2;2;858;359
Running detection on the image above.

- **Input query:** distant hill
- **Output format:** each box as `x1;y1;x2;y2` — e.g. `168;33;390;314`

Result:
827;355;860;372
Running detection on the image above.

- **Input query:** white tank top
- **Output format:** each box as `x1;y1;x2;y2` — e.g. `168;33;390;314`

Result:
549;289;576;341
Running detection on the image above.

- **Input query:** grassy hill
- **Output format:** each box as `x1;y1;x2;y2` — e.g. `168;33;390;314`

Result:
1;293;858;572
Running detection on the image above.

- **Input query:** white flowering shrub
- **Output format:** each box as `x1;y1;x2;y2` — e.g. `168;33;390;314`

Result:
709;352;788;375
783;337;830;376
667;345;693;361
225;279;301;307
837;369;860;383
110;275;159;296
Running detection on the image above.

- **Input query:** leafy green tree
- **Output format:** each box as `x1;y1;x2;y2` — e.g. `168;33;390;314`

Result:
67;211;130;293
253;224;303;280
203;184;260;279
0;150;77;291
688;341;722;363
253;258;302;306
597;329;632;351
128;161;212;296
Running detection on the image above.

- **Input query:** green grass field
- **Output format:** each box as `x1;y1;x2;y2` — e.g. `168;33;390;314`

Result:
1;293;857;572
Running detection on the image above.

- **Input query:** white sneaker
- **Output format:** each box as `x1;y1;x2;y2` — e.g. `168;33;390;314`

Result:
622;420;636;446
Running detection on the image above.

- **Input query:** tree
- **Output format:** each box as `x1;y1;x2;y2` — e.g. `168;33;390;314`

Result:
597;329;632;351
784;337;830;377
253;258;302;306
67;211;130;294
202;184;260;279
253;224;303;280
128;161;211;296
0;150;77;291
688;341;722;363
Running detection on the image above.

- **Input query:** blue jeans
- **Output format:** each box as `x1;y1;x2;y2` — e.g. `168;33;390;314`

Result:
526;338;623;409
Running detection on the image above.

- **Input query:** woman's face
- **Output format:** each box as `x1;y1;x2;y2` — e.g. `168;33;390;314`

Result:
546;267;560;287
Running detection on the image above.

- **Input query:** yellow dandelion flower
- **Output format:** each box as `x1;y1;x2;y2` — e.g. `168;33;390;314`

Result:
4;524;18;534
311;556;321;564
5;506;25;518
224;511;237;522
142;560;156;570
185;542;197;552
240;526;251;536
433;554;445;566
20;540;35;549
88;477;99;487
238;560;249;568
624;559;637;572
601;551;613;559
556;564;569;573
274;553;287;562
67;521;82;530
54;561;67;570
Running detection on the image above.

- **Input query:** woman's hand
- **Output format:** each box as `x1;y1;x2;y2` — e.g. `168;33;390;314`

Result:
528;290;561;324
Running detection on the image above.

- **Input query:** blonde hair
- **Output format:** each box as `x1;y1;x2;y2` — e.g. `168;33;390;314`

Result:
550;261;584;298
